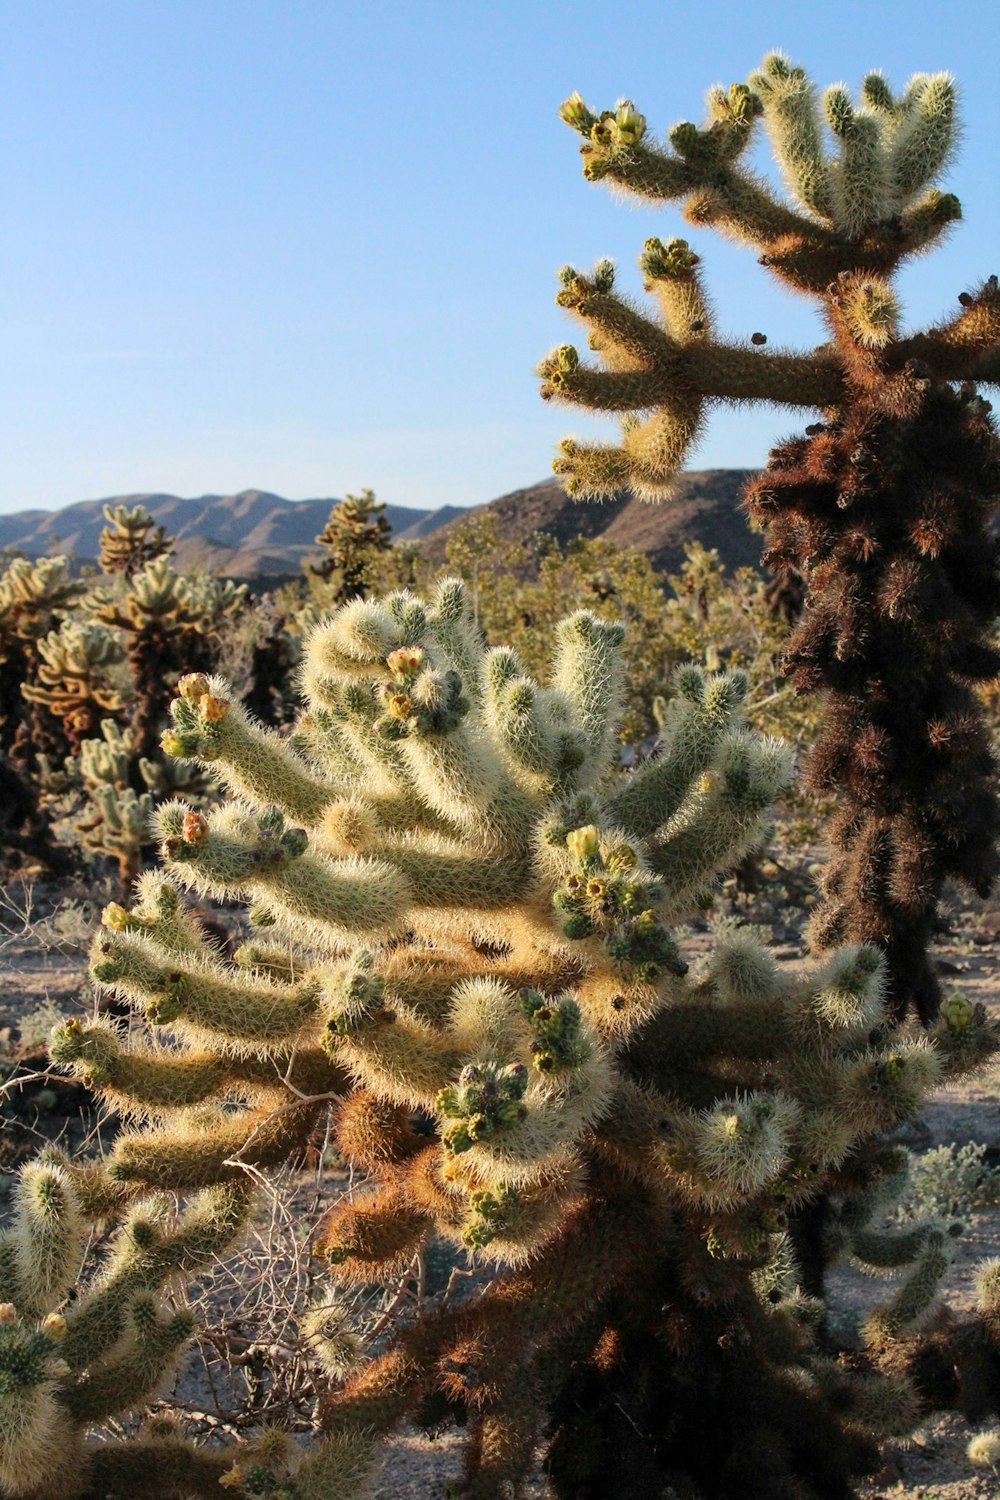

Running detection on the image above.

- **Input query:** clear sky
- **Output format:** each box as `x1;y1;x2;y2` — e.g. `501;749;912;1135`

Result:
1;0;999;516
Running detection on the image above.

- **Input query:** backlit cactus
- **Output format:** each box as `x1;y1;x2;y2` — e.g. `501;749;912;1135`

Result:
89;556;247;762
27;583;1000;1498
97;502;174;578
0;556;85;771
21;620;124;753
311;487;393;603
0;1153;249;1500
546;55;1000;1021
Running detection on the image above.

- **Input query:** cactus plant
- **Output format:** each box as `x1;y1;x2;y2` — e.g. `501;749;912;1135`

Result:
38;720;207;892
0;556;85;771
310;488;393;602
544;56;1000;1021
97;503;174;578
21;621;125;754
89;557;247;763
0;1152;249;1500
30;583;999;1498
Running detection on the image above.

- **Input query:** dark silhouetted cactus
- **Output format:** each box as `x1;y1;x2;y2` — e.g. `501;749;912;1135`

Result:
543;55;1000;1021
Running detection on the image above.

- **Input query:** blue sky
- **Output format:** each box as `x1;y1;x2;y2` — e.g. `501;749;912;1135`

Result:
1;1;999;516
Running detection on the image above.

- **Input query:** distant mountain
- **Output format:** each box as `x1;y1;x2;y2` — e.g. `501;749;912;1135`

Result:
419;470;761;576
0;472;762;582
0;489;446;579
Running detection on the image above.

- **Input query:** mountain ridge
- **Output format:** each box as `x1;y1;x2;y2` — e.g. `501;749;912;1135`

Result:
0;473;761;580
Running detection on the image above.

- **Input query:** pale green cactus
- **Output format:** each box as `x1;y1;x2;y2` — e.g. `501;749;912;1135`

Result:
24;580;998;1498
545;54;969;503
0;1152;249;1499
0;556;83;645
45;720;204;891
88;555;248;764
98;502;174;578
21;620;124;751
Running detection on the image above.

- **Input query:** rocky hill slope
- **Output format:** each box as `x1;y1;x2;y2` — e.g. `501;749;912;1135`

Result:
0;471;761;579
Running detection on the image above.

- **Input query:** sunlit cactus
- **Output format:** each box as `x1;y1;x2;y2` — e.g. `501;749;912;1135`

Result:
21;620;124;753
0;556;85;768
26;582;997;1498
50;720;204;892
0;1151;248;1500
545;55;1000;1022
0;554;87;869
97;502;174;577
310;487;393;602
89;556;247;762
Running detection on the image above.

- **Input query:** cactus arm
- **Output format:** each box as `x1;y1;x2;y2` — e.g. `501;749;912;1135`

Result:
163;675;340;824
313;1186;433;1282
51;1018;345;1114
567;106;818;252
650;734;793;908
601;668;749;837
542;343;842;411
156;802;410;943
549;612;626;784
323;961;461;1107
426;576;488;704
9;1161;84;1321
89;930;324;1046
61;1297;194;1423
862;1223;958;1344
106;1100;321;1190
889;278;1000;375
59;1184;250;1372
85;1437;232;1500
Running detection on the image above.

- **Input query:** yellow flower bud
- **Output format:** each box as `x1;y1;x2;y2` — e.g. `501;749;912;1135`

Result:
386;645;425;677
102;902;129;931
199;694;229;723
177;672;209;700
612;99;646;146
558;91;590;129
567;825;601;861
389;691;413;719
41;1312;67;1340
941;992;974;1031
0;1303;17;1325
160;729;184;757
182;810;210;844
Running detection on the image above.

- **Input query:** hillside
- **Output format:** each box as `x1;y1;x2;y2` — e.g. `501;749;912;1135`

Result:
0;472;762;581
0;489;457;578
418;470;760;576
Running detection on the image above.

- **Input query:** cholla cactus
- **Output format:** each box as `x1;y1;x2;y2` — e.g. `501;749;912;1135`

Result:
0;555;88;869
311;488;393;602
98;502;174;577
21;620;124;753
545;56;1000;1021
58;721;204;891
35;582;999;1498
0;1153;249;1500
0;556;85;766
89;557;247;762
